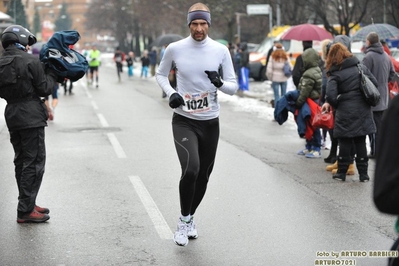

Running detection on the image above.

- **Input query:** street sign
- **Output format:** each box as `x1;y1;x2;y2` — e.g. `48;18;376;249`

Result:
246;4;270;15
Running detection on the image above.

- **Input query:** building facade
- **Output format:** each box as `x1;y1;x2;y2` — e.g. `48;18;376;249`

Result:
1;0;96;47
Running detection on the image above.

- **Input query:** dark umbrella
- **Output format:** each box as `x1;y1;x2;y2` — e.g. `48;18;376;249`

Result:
351;23;399;42
151;34;184;48
280;23;333;41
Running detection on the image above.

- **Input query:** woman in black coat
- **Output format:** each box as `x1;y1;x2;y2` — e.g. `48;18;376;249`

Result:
322;42;377;182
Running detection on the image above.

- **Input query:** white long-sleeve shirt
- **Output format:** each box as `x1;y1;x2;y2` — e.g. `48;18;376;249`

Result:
156;36;238;120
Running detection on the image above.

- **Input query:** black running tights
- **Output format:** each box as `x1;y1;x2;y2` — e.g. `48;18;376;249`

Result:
172;113;219;216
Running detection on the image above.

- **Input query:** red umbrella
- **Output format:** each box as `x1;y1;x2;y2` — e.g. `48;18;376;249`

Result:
280;24;333;41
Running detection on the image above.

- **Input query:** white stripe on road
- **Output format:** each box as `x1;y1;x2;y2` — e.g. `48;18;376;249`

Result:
97;113;109;127
91;100;99;110
107;133;127;158
129;176;173;240
80;80;92;99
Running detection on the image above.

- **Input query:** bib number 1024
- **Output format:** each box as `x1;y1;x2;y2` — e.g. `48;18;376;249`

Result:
182;92;212;113
185;98;208;111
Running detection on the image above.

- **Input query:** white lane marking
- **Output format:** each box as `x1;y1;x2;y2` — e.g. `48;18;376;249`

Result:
129;176;173;240
107;133;127;158
97;113;109;127
81;82;92;99
91;100;98;110
83;80;125;159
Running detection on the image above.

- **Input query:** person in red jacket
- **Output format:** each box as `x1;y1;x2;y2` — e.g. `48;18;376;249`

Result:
381;40;399;99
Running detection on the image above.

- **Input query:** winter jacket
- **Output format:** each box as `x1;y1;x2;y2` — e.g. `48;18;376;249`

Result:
274;89;298;125
383;45;399;72
295;48;322;108
292;45;311;87
326;56;377;138
126;56;134;67
274;90;314;139
0;46;57;131
266;53;292;82
362;42;395;111
40;30;89;81
239;43;249;68
141;56;150;67
148;50;157;65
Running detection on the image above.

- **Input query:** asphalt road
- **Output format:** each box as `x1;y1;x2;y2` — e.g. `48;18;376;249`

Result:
0;56;396;266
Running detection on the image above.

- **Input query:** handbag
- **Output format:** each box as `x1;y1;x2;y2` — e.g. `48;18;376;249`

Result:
311;106;334;130
283;61;292;77
357;64;380;106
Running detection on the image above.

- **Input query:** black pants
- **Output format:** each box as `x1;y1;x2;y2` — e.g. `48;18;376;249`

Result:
369;110;384;156
63;79;73;94
172;113;219;216
10;127;46;216
338;136;367;160
116;62;123;79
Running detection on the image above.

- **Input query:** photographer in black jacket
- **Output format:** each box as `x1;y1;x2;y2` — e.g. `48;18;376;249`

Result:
0;25;59;223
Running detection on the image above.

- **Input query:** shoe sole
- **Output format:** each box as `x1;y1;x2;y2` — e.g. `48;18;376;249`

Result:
173;239;188;246
331;170;355;175
188;234;198;239
17;216;50;223
332;177;346;181
305;155;321;158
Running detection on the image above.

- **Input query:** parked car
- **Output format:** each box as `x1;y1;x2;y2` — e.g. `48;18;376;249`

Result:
247;43;259;53
390;48;399;61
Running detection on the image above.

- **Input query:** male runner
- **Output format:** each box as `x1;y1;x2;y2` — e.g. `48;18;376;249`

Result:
156;2;238;246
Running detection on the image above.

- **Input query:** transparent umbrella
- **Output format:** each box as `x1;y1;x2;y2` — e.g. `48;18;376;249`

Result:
351;23;399;42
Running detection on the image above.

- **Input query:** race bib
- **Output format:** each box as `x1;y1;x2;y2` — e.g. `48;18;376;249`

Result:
182;91;212;113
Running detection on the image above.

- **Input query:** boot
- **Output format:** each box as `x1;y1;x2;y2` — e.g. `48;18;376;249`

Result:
331;163;355;175
356;157;370;182
326;161;338;171
332;157;351;181
324;155;336;164
324;136;338;163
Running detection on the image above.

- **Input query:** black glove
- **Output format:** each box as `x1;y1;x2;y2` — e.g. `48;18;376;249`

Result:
169;93;185;109
204;70;223;88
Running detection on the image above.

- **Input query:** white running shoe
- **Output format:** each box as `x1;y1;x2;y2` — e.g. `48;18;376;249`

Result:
187;217;198;239
173;218;189;246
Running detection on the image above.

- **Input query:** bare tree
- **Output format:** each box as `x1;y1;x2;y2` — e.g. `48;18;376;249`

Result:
84;0;398;51
85;0;135;51
304;0;373;36
387;0;399;27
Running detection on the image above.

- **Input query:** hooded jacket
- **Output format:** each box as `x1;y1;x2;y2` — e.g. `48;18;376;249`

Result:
292;42;313;87
295;48;322;108
333;35;351;52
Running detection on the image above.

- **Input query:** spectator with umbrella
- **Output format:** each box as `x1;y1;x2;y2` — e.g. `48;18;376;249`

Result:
280;24;333;88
